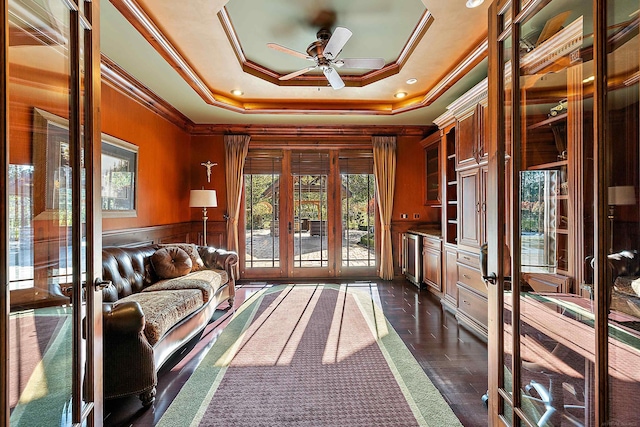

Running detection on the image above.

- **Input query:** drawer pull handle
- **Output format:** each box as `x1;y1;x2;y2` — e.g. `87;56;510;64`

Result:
463;274;471;279
463;300;470;305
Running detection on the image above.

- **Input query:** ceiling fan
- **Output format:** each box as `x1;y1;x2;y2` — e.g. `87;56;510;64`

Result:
267;27;385;90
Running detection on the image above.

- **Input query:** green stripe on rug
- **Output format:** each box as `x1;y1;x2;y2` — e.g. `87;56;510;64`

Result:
158;284;461;427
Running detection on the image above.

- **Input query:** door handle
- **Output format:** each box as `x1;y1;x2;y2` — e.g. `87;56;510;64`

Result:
288;222;292;234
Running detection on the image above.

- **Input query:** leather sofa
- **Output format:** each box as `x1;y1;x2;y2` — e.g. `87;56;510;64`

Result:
100;243;238;407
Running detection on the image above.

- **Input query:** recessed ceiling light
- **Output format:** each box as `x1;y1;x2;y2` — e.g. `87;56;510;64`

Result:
394;92;408;99
406;78;418;85
231;89;243;96
466;0;484;8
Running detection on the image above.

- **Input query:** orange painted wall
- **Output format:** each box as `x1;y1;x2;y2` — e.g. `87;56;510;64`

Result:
394;135;440;225
189;135;228;223
101;85;193;231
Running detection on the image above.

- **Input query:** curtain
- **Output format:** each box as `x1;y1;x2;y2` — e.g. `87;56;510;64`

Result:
224;135;250;268
372;136;397;280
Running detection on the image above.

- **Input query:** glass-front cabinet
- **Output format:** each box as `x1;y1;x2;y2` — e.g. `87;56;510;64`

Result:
488;0;640;426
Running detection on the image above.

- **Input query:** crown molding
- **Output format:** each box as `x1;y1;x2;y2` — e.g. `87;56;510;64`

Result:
189;123;433;138
101;54;196;130
108;0;487;115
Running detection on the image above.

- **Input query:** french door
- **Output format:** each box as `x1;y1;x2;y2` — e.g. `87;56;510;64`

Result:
2;0;102;425
487;0;640;426
241;148;377;279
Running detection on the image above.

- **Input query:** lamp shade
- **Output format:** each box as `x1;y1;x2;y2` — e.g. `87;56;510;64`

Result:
189;189;217;208
608;186;635;206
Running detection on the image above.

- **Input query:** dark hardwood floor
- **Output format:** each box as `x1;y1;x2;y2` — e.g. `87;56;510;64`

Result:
104;279;489;427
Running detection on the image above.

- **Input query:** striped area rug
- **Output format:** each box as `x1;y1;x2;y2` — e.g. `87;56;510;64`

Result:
158;284;462;427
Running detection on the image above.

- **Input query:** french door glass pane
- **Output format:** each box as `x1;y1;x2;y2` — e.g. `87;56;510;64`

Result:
341;173;375;267
516;1;594;426
293;175;328;267
502;29;514;402
606;1;640;424
8;0;75;424
244;173;280;268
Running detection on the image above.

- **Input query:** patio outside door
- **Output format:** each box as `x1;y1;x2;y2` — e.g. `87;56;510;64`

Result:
2;0;103;425
241;148;377;279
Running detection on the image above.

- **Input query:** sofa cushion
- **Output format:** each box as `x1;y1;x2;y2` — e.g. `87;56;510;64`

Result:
142;269;227;303
151;247;192;279
158;243;205;272
117;289;204;346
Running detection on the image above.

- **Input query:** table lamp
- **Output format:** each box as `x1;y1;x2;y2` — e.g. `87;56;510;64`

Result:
190;189;217;246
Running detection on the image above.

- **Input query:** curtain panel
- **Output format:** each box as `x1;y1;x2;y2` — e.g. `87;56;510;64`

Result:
372;135;397;280
224;134;250;276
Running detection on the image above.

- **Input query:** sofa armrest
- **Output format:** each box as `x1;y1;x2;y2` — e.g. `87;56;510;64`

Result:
103;301;145;335
198;246;239;279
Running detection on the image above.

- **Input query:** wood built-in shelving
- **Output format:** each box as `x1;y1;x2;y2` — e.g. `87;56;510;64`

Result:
527;159;568;170
526;112;567;130
445;128;457;245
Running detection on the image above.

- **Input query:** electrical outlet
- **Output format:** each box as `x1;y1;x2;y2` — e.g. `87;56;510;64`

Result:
414;213;420;219
400;213;408;219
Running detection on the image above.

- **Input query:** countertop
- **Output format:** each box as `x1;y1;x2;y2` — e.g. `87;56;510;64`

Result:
407;226;442;238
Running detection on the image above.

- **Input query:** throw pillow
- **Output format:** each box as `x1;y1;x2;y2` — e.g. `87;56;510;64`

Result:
151;247;193;279
158;243;205;272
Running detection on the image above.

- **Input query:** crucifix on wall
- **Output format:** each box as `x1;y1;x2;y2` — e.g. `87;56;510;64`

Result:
201;160;218;183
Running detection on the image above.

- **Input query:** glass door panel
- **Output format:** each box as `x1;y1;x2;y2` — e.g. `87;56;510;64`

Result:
290;151;331;275
340;173;376;268
8;3;74;424
606;1;640;425
339;151;376;273
6;0;100;424
242;152;283;274
516;2;594;426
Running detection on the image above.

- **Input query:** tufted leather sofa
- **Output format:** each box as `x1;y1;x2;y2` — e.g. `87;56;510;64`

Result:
100;244;237;407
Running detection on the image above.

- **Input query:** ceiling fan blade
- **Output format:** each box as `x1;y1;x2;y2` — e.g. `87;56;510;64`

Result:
279;66;316;81
336;58;385;69
323;67;345;90
267;43;312;60
323;27;352;60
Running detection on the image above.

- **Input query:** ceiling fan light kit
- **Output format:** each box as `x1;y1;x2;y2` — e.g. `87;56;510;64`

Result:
268;26;385;90
466;0;485;8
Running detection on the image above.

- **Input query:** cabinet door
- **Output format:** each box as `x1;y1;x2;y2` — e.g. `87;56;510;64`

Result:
444;246;458;305
424;141;441;205
423;247;442;291
458;167;482;248
456;109;478;168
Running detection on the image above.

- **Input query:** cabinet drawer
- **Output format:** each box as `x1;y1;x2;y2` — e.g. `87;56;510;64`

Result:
457;285;488;327
457;251;479;268
422;236;442;250
457;263;486;295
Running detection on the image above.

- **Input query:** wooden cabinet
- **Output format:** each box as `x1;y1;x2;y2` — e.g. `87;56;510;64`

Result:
450;82;488;170
444;127;458;245
402;232;421;287
442;244;458;311
456;250;488;339
422;235;442;292
456;104;486;168
458;165;487;250
421;132;441;206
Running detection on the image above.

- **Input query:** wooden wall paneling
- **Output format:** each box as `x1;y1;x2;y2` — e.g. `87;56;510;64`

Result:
101;84;193;232
189;135;227;224
102;222;194;247
395;135;440;225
